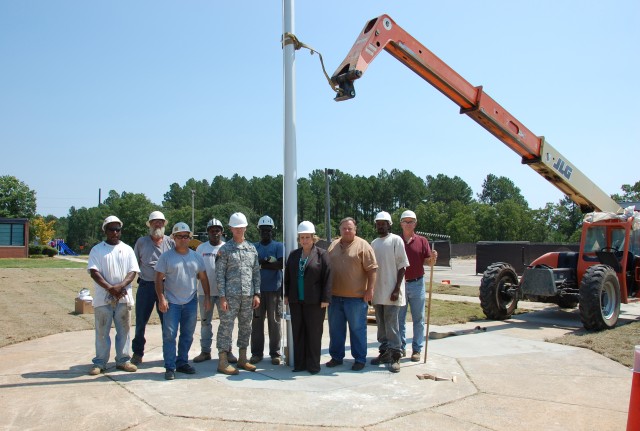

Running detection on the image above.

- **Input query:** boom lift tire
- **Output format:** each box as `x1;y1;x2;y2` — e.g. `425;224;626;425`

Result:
579;264;621;330
480;262;519;320
557;297;579;309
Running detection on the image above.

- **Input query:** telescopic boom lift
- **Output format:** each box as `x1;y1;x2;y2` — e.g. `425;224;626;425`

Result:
330;14;620;214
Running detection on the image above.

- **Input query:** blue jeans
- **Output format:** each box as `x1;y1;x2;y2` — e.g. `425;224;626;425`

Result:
328;296;368;364
399;277;426;353
162;296;198;371
132;279;164;357
93;303;131;369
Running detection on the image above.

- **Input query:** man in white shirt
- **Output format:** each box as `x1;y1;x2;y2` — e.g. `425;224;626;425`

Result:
371;211;409;373
87;215;140;375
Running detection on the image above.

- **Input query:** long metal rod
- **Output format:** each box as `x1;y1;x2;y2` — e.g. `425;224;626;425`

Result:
325;168;331;242
423;256;435;364
282;0;296;367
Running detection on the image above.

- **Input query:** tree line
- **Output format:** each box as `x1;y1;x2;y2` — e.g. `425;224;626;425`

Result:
1;173;639;254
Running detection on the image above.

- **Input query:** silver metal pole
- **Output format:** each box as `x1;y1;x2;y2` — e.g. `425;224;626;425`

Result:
282;0;296;367
191;189;195;232
325;169;330;242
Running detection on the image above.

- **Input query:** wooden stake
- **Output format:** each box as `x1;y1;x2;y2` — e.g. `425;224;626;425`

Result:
423;255;435;364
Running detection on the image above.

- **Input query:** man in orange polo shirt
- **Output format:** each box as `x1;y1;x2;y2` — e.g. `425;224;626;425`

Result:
326;217;378;371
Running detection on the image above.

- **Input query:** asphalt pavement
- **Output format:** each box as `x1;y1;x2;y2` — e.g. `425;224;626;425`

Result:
0;258;637;430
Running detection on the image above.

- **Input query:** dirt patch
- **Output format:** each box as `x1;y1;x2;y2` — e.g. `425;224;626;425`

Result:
550;321;640;368
0;268;160;348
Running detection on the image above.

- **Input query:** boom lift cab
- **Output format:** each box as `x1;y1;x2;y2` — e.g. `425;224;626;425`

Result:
480;209;640;330
330;14;638;329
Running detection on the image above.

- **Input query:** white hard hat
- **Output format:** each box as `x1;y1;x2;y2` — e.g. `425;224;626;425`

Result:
229;212;248;228
258;215;274;227
297;221;315;234
146;210;167;227
206;218;224;229
102;215;123;232
171;222;191;235
374;211;393;225
400;210;417;221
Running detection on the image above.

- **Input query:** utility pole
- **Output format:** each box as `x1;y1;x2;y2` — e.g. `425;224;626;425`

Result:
191;189;195;233
325;168;334;242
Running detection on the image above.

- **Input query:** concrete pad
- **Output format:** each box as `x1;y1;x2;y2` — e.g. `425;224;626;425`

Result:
0;317;632;431
364;410;493;431
101;325;477;428
0;373;157;431
434;393;628;431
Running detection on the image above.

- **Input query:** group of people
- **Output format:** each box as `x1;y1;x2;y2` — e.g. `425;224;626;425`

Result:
86;208;436;379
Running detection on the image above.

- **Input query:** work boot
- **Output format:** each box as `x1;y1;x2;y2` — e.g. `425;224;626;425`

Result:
227;350;238;364
371;350;391;365
193;351;211;363
88;366;103;376
390;351;402;373
217;351;239;375
249;355;263;365
130;353;142;365
238;348;257;372
116;362;137;372
411;351;421;362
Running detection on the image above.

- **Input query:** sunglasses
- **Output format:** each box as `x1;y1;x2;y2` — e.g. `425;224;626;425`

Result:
174;234;191;240
106;227;122;232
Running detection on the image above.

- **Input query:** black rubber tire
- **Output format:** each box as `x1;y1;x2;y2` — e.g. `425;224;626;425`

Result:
557;297;578;309
579;265;621;330
480;262;519;320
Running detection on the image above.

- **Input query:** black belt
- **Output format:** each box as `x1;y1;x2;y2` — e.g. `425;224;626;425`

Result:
406;276;423;283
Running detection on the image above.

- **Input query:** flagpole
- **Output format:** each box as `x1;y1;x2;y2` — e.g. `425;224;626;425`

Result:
282;0;297;367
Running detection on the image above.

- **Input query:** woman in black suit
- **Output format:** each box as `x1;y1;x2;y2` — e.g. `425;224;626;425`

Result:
284;221;332;374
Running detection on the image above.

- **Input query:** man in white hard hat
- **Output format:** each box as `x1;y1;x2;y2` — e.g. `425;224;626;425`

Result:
215;212;261;375
370;211;409;373
399;209;437;362
155;222;211;380
131;210;175;365
193;218;237;364
326;217;378;371
250;215;284;366
87;216;140;375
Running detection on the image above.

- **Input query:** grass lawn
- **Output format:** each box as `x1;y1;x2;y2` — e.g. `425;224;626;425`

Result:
551;321;639;368
427;299;486;325
0;257;87;269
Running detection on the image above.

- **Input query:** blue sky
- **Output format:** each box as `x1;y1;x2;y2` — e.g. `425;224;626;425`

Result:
2;1;638;218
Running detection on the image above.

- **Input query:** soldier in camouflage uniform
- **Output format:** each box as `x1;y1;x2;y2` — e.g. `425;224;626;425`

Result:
215;212;261;375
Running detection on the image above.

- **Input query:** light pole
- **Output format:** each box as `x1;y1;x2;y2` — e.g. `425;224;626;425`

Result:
191;189;195;233
325;168;334;242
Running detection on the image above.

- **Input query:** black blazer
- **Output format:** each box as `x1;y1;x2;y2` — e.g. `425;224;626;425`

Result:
284;245;332;304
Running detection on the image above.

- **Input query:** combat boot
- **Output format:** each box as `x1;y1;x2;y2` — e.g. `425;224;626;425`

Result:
217;351;239;375
227;350;238;363
238;348;257;372
371;350;391;365
390;351;402;373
